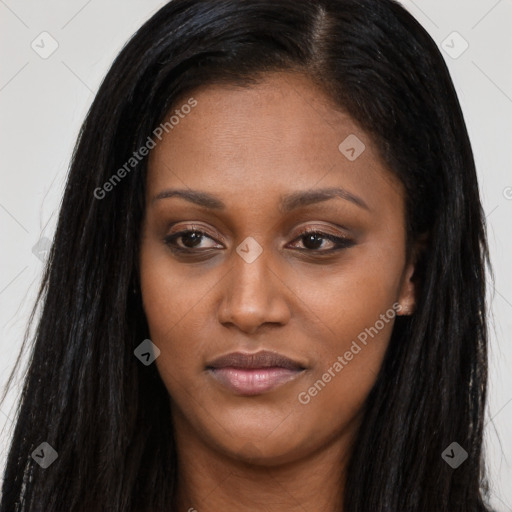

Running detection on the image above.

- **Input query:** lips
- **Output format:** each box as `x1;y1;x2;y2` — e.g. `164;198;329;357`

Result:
206;350;306;396
207;350;305;371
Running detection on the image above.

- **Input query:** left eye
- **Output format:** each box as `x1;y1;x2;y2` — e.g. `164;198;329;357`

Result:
289;230;355;252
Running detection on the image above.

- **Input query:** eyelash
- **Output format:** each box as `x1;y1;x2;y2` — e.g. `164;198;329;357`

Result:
163;226;355;254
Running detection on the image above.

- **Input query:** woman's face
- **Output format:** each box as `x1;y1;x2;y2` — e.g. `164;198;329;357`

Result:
140;72;418;465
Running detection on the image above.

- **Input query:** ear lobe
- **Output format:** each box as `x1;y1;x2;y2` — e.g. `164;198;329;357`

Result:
397;232;429;316
397;262;417;316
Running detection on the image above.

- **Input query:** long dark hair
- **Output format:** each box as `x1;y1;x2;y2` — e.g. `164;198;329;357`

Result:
0;0;493;510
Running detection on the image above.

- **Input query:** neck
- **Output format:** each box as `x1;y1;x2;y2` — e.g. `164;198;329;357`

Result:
172;416;355;512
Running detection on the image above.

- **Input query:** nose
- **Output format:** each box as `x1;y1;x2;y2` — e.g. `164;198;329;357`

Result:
217;246;291;335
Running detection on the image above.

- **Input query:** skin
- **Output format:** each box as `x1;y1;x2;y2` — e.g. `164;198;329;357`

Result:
140;71;421;512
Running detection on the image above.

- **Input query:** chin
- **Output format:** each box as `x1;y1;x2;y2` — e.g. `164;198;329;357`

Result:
225;438;306;467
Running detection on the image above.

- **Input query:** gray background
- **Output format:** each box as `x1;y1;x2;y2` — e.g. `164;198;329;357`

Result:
0;0;511;509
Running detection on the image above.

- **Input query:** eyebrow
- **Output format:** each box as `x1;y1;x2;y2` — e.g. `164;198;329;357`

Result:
151;186;370;212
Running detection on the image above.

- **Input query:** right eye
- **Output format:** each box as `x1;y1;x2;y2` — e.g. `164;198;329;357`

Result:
163;228;224;252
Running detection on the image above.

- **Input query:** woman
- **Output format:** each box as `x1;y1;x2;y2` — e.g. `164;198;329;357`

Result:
0;0;494;510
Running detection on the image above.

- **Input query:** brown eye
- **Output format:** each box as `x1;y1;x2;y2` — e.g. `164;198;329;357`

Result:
290;229;355;252
164;229;221;252
178;231;206;248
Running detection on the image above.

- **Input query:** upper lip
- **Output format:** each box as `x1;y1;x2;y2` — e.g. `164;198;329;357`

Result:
206;350;305;371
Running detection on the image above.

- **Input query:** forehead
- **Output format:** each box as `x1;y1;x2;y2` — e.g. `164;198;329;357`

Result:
146;71;403;214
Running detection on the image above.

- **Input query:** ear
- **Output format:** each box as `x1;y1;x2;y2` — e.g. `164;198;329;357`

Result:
397;232;429;316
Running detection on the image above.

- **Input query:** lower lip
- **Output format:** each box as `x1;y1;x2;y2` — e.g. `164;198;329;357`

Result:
207;367;304;396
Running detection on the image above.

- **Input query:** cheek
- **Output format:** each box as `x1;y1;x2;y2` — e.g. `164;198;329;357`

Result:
312;270;397;360
301;247;401;344
293;247;403;410
139;242;218;393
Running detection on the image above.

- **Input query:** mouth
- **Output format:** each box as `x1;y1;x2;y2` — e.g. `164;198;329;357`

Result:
205;350;306;396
